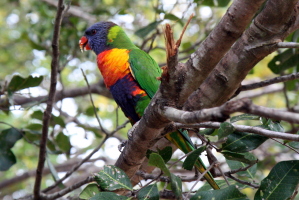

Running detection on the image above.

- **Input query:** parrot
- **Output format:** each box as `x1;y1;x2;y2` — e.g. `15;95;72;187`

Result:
79;21;220;190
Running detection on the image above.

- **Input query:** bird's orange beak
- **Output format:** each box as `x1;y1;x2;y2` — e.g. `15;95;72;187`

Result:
79;36;91;52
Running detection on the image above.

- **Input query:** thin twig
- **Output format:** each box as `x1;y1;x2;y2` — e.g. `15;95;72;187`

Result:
240;72;299;91
184;162;217;200
168;150;191;169
277;42;299;48
216;163;230;186
81;68;109;135
225;160;258;176
41;120;127;194
226;174;259;188
176;122;299;142
42;135;109;193
42;0;97;24
271;138;299;154
135;171;164;194
41;176;95;200
33;1;64;199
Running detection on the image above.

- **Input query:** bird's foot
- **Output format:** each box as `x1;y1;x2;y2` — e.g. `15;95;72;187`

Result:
118;141;127;152
127;121;139;140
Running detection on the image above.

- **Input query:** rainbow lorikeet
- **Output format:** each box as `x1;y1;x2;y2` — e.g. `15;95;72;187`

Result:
79;21;220;190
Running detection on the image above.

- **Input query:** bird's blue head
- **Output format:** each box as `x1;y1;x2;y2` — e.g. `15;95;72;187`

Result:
79;21;116;55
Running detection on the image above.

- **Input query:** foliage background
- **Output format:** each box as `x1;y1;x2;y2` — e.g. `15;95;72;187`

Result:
0;0;298;199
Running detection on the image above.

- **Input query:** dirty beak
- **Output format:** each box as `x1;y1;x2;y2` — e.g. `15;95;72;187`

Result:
79;36;91;52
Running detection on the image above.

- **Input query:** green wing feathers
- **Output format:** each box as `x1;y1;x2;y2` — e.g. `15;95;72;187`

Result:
128;49;161;98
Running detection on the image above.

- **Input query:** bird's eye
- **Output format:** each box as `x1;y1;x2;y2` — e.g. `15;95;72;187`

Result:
92;29;97;35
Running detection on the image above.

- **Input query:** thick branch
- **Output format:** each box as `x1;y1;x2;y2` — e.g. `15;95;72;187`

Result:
114;95;169;182
176;0;266;107
115;0;267;186
185;0;299;110
33;1;64;199
162;98;299;125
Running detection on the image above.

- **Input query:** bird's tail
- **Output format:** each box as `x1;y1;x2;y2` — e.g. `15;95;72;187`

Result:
165;131;220;190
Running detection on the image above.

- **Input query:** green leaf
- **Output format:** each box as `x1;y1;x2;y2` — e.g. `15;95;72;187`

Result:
8;75;43;92
183;146;205;170
94;165;132;191
222;131;268;153
230;114;260;123
79;183;99;199
77;124;102;138
288;131;299;149
0;128;23;150
196;0;231;7
170;173;182;200
26;123;43;131
31;110;44;121
90;192;129;200
52;115;66;128
23;129;42;143
135;21;162;38
55;132;71;153
0;149;16;171
164;14;183;25
227;160;257;178
222;151;257;165
47;139;61;154
255;160;299;200
137;184;159;200
157;146;173;163
285;79;298;90
266;121;284;132
268;49;299;74
85;106;99;116
225;152;257;178
199;128;216;135
199;180;247;191
191;185;248;200
148;153;170;176
218;122;235;140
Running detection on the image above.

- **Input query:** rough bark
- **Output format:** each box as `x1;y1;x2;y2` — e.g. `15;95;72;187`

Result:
115;0;269;185
184;0;299;110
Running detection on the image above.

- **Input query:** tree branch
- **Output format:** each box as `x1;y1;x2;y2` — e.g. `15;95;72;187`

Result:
42;176;95;200
180;0;266;108
236;84;284;99
42;0;97;24
42;135;109;193
114;0;269;186
176;121;299;141
277;42;299;48
10;80;111;107
240;72;299;91
33;1;64;199
162;98;299;125
184;0;299;110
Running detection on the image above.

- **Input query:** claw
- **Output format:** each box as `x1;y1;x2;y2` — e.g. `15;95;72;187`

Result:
118;141;127;152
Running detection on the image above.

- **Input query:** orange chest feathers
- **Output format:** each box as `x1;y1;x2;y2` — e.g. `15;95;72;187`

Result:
97;49;131;88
